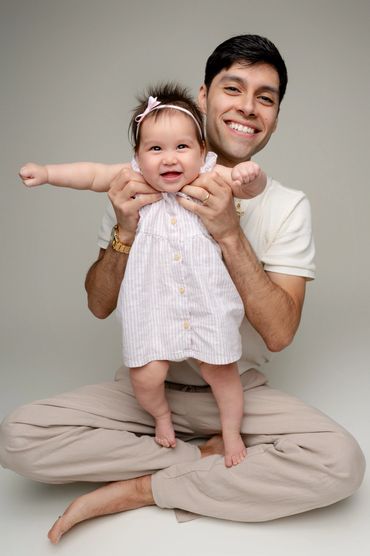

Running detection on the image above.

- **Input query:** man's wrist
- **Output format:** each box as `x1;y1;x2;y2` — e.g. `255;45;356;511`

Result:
116;224;135;245
216;227;244;251
111;225;133;254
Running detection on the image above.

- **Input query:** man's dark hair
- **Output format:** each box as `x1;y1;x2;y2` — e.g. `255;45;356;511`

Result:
204;34;288;104
129;82;205;151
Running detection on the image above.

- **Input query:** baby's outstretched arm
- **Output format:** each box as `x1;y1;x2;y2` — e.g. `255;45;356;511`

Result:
215;161;267;199
19;162;129;192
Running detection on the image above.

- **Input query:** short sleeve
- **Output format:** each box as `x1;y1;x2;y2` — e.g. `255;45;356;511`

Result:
262;195;316;280
97;202;116;249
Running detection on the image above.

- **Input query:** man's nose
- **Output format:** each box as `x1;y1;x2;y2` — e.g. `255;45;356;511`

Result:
238;93;256;117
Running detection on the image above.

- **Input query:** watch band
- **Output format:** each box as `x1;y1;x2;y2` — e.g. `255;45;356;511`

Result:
111;225;132;254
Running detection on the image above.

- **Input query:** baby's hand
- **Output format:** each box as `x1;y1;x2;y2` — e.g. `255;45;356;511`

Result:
19;162;48;187
231;161;260;187
231;161;266;199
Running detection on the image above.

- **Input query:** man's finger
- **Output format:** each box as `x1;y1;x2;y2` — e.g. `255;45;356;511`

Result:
109;178;158;200
109;169;142;192
186;170;230;195
176;194;210;215
132;193;162;209
178;185;208;203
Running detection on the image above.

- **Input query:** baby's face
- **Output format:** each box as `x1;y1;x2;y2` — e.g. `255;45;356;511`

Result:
136;112;205;193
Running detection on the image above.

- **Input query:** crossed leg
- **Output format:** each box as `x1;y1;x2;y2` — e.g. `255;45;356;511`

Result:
48;436;225;544
0;370;365;545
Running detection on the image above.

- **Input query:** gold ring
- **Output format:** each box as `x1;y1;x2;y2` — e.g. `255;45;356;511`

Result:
202;192;210;205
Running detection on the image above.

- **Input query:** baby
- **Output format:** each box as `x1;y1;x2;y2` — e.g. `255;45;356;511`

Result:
20;83;267;467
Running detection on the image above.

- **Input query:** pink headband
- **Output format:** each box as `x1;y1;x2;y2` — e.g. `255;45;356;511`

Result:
135;96;204;139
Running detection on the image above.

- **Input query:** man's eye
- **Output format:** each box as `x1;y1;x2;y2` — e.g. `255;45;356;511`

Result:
225;86;240;93
177;144;188;150
259;96;274;105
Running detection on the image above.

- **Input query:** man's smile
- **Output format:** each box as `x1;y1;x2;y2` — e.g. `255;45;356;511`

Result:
225;120;259;136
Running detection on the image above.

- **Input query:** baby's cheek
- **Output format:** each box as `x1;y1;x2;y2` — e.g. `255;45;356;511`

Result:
187;169;201;184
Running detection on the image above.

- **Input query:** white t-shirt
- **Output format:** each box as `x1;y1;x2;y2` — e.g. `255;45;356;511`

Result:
98;177;315;385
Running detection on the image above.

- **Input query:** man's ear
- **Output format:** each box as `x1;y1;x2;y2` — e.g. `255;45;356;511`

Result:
198;84;207;115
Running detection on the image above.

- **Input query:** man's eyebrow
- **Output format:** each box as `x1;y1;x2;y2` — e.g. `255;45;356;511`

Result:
219;75;279;95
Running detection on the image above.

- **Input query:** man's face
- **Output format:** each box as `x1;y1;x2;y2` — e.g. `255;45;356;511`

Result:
198;62;280;167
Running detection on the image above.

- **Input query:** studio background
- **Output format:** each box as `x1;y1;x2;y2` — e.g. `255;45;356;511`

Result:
1;1;369;555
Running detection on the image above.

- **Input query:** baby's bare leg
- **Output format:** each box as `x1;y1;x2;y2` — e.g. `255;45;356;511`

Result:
130;361;175;448
200;362;246;467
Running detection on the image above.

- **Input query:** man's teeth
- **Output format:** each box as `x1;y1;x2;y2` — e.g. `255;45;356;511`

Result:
228;122;256;134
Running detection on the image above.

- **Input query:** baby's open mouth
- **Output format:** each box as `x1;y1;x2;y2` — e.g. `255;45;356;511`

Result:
161;171;182;178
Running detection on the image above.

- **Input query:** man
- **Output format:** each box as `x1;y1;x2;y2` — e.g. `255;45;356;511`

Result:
0;35;365;544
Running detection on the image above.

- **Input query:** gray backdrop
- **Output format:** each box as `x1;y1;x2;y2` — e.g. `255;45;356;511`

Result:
1;0;369;464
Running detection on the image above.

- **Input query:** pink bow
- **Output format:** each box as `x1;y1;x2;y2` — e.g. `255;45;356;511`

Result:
135;96;162;124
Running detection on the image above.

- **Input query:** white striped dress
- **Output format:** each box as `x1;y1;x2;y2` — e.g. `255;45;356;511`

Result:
117;191;245;368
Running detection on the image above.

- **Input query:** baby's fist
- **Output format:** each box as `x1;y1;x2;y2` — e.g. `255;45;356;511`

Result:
19;162;48;187
231;161;261;187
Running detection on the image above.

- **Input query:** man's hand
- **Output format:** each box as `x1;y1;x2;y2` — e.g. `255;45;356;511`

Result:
19;162;48;187
177;169;240;243
107;167;162;244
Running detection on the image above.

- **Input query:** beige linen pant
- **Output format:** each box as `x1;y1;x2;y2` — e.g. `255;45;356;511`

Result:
0;368;365;522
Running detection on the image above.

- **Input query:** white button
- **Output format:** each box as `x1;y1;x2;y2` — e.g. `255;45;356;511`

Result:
174;253;182;262
183;320;190;330
170;217;177;225
179;287;185;295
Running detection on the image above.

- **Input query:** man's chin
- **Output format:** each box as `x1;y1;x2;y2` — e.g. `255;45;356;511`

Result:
217;149;254;166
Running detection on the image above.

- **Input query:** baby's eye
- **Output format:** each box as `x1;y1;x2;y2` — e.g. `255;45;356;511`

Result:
177;144;188;150
150;145;161;151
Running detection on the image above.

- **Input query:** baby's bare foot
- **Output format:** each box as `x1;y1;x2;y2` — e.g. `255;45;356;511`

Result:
154;411;176;448
223;432;247;468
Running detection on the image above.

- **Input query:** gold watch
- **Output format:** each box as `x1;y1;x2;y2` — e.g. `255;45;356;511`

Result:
111;225;132;254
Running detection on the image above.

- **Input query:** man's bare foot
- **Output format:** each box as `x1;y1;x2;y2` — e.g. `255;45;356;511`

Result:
223;432;247;467
48;475;154;544
199;434;225;458
154;411;176;448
